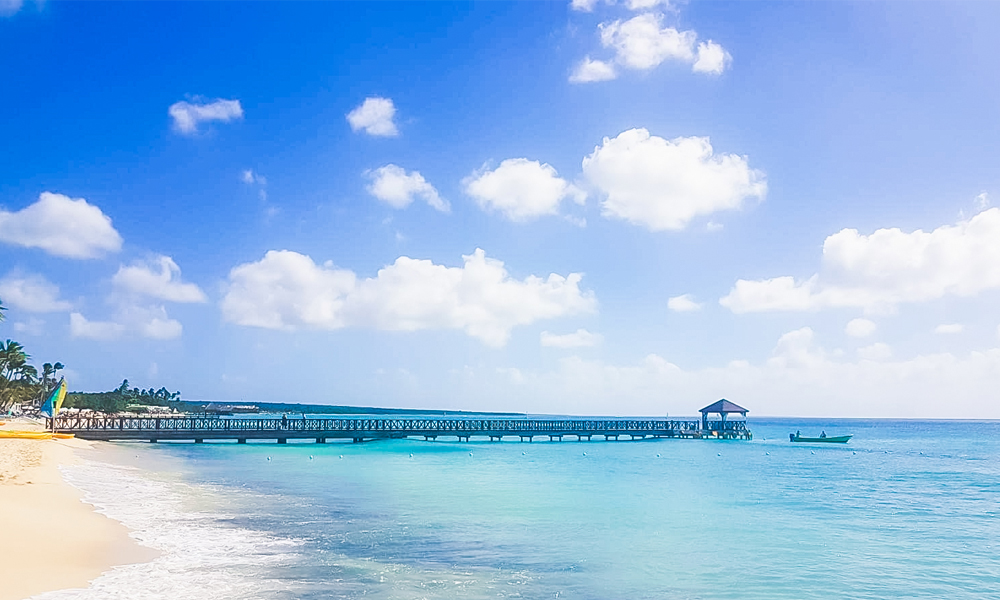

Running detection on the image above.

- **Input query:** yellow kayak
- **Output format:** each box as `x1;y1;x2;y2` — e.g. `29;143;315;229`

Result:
0;431;75;440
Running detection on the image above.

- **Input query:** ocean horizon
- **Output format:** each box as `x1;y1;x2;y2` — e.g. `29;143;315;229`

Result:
36;418;1000;599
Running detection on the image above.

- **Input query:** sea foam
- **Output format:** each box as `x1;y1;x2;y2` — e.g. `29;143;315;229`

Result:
34;457;302;600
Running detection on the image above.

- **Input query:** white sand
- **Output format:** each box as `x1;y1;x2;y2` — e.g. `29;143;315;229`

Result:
0;419;156;600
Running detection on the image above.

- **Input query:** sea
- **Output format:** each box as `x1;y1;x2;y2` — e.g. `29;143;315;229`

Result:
35;418;1000;600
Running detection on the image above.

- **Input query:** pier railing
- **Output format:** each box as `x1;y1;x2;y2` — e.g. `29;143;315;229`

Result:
53;415;752;442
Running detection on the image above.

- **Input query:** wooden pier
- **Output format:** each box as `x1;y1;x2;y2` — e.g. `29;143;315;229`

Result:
52;415;752;443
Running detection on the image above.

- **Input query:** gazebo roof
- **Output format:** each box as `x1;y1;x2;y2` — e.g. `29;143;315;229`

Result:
699;399;748;415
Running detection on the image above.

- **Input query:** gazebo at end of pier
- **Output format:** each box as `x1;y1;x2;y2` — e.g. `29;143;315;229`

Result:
699;399;751;440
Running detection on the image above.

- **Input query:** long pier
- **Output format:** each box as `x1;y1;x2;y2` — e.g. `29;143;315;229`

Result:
53;415;751;443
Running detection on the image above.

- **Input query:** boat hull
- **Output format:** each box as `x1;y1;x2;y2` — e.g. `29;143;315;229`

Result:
790;435;851;443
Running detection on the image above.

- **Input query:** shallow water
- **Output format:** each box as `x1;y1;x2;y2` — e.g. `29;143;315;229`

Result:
39;419;1000;599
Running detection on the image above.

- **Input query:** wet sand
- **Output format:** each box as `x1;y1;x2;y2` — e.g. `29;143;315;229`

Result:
0;419;156;600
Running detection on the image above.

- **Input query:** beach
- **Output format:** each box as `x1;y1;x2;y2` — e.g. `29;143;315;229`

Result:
0;420;156;600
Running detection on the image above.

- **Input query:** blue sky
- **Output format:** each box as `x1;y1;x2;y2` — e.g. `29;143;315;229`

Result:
3;1;1000;418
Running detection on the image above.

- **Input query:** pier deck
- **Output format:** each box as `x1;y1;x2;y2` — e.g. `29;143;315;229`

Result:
53;415;752;443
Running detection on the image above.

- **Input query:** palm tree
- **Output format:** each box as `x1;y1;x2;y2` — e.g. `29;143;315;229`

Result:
38;362;65;401
0;339;38;410
0;297;6;323
0;340;29;380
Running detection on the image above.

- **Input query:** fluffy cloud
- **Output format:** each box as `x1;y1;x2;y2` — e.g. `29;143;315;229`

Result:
667;294;701;312
70;305;182;341
168;98;243;135
570;57;617;83
0;273;72;312
721;208;1000;313
0;192;123;258
583;129;766;231
692;41;731;75
540;329;602;348
572;13;730;82
221;249;597;347
600;13;695;69
111;255;207;303
934;323;964;335
464;159;585;222
845;318;876;338
346;97;399;137
366;165;448;212
69;256;199;341
69;313;126;341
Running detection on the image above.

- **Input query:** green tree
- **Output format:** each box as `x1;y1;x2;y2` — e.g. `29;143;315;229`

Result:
0;339;39;410
38;361;65;401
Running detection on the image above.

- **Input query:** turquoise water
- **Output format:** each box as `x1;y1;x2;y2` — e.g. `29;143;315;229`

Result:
45;419;1000;599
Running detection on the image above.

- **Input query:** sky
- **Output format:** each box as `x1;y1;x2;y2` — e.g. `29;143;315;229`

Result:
2;1;1000;418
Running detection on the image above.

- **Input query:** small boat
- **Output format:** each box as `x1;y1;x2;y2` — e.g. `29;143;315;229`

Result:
790;432;852;443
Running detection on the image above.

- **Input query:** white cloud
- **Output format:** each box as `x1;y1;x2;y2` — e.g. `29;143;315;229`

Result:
129;306;184;339
975;192;990;211
241;169;266;185
857;342;892;361
221;248;597;347
69;313;126;341
346;97;399;137
934;323;964;334
667;294;702;312
0;273;72;312
366;165;448;212
845;318;876;338
599;13;695;70
540;329;602;348
570;0;600;11
571;0;672;12
69;256;199;341
466;327;1000;418
168;98;243;135
570;12;729;82
570;57;618;83
721;208;1000;313
69;305;182;341
583;128;766;231
0;192;123;258
464;158;585;222
0;0;22;17
692;40;731;75
766;327;827;369
111;255;207;303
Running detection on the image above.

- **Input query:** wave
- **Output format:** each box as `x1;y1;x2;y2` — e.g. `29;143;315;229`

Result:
34;456;303;600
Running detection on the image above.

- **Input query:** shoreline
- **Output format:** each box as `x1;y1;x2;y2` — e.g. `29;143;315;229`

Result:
0;419;157;600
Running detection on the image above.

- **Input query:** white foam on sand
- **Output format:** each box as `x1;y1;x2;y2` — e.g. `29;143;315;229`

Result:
33;457;303;600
